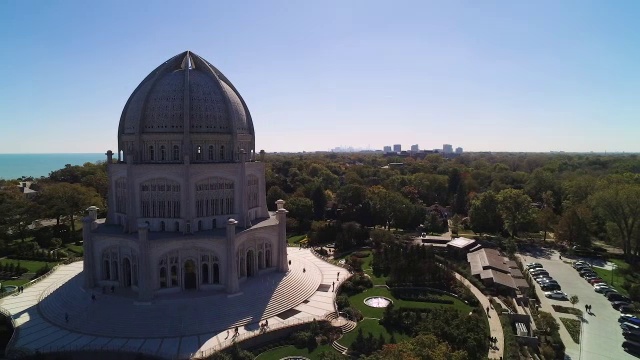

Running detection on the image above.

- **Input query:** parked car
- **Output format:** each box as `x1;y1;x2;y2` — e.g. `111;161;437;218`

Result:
580;272;598;279
608;293;631;302
526;262;543;268
613;301;633;310
539;279;559;286
620;314;640;325
622;322;640;331
573;261;590;268
588;278;604;284
603;288;619;296
624;332;640;342
541;283;561;291
530;270;549;277
623;340;640;356
620;305;635;313
545;290;568;300
595;285;612;293
535;277;554;284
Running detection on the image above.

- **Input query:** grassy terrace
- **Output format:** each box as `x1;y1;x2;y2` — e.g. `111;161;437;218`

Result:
254;344;333;360
592;259;632;296
257;248;476;359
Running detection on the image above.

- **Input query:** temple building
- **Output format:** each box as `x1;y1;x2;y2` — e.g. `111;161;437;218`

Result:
82;51;288;300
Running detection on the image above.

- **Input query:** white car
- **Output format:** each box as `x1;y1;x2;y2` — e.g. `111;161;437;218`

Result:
544;290;568;300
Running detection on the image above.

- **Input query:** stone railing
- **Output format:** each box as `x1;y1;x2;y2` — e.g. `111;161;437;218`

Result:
0;263;60;299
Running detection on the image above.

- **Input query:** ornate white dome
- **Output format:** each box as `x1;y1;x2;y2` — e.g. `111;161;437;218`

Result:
117;51;255;163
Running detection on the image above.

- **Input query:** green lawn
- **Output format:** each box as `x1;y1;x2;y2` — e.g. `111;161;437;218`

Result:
254;344;334;360
65;244;84;255
338;318;408;348
348;287;471;319
287;235;307;245
592;259;630;296
1;279;30;287
0;259;56;273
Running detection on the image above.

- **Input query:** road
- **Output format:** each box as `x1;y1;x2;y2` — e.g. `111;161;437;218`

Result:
521;250;635;360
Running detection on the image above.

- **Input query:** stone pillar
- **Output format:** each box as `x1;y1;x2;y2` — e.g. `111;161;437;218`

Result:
125;153;136;233
105;150;115;225
86;206;99;230
137;222;153;301
226;219;240;294
82;215;95;289
259;150;265;162
276;200;288;272
238;149;248;228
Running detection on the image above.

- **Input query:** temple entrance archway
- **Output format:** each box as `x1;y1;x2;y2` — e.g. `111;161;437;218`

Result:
246;250;255;277
123;258;132;287
184;259;197;290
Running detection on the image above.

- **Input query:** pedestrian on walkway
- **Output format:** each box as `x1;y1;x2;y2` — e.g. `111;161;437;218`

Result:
585;304;588;312
303;267;306;273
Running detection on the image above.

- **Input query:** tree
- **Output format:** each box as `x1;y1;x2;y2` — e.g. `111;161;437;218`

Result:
497;189;534;237
469;191;503;236
0;187;40;241
310;184;328;220
569;295;579;308
537;207;557;242
36;183;103;233
555;205;591;248
537;311;559;334
266;186;287;211
591;184;640;260
286;197;314;232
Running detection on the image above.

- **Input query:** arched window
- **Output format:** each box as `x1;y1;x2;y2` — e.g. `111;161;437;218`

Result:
112;260;119;280
160;267;167;288
115;177;127;214
140;179;181;218
196;145;202;160
160;221;165;231
149;145;154;161
247;175;259;209
103;260;110;280
202;263;209;284
198;220;202;231
171;265;178;286
208;145;214;160
258;250;264;269
175;221;180;232
219;145;225;161
212;218;217;229
160;145;166;161
173;145;180;161
213;263;220;284
195;177;235;217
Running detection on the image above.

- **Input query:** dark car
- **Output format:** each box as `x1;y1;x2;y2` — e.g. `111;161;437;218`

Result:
620;305;636;313
603;288;619;297
541;283;561;291
613;301;633;310
580;270;597;277
622;340;640;355
608;293;631;302
625;331;640;342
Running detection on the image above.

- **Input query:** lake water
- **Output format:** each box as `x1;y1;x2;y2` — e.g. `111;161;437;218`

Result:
0;153;105;180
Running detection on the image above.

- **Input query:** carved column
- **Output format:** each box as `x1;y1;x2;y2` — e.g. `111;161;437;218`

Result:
276;200;288;272
82;216;95;289
138;223;153;301
226;219;240;294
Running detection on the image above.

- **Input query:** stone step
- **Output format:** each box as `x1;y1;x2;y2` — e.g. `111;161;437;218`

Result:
332;340;348;354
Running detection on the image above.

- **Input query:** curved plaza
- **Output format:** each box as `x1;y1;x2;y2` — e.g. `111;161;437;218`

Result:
0;248;344;359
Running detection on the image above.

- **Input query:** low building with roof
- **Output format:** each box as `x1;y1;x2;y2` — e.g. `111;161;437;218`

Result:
467;248;529;294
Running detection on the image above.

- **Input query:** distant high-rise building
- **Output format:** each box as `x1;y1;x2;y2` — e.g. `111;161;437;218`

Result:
410;144;419;152
383;146;392;153
443;144;453;154
393;144;402;153
455;147;463;154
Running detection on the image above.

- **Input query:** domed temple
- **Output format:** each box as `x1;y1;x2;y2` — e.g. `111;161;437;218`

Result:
82;51;288;301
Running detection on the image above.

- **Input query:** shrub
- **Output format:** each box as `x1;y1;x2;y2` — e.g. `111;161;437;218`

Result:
336;295;351;310
353;251;370;258
342;307;363;321
291;331;313;349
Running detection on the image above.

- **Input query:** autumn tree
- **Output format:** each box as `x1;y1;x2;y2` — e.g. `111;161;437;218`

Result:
591;183;640;259
497;188;534;237
469;191;503;236
35;183;103;233
555;205;592;248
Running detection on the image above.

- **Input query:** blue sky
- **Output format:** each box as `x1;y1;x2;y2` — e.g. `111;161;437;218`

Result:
1;0;639;153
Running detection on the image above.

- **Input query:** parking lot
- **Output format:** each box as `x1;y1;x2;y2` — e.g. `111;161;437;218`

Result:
523;251;636;360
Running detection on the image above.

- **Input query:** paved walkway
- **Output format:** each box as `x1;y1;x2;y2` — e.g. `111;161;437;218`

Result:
454;273;504;360
0;248;344;359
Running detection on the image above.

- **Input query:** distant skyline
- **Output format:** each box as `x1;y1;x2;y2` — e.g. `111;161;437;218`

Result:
1;1;640;154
